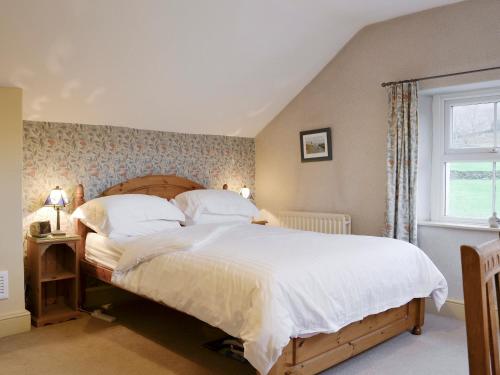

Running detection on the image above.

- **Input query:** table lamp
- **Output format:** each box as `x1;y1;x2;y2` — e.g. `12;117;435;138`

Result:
44;186;69;236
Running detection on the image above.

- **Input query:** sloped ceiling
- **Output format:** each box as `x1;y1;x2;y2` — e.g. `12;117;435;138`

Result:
0;0;460;137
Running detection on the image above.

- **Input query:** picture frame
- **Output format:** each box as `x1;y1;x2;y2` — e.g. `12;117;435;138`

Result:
300;127;332;162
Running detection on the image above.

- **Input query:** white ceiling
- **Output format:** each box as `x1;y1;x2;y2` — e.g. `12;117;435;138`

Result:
0;0;460;137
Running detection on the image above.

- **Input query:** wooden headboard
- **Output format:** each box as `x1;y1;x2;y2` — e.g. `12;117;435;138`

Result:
99;175;204;199
74;175;205;262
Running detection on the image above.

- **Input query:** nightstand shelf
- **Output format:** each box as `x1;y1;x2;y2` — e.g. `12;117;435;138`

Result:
37;302;77;327
43;302;75;316
41;271;76;282
27;234;80;327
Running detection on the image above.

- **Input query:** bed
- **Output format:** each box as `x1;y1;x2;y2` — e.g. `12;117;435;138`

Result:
74;174;447;375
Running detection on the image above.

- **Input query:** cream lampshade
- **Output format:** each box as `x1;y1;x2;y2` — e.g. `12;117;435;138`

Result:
44;186;69;236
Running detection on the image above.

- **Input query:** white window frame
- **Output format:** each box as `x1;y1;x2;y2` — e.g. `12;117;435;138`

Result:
431;87;500;224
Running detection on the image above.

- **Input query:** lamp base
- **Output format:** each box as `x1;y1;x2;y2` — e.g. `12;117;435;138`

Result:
51;230;66;236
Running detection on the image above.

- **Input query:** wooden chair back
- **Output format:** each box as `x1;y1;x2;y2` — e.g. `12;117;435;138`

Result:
461;238;500;375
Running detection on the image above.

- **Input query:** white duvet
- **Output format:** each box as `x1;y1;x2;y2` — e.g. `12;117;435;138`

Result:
110;224;447;375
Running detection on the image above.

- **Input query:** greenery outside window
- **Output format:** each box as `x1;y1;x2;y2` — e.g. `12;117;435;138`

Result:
431;88;500;223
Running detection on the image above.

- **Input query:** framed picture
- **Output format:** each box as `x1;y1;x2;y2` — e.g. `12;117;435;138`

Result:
300;127;332;162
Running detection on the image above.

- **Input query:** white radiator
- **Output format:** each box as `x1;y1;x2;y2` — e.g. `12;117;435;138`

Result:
278;211;351;235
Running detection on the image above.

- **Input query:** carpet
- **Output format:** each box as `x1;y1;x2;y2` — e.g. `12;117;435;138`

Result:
0;300;468;375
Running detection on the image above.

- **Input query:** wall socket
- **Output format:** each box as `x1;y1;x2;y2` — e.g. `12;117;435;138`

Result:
0;271;9;300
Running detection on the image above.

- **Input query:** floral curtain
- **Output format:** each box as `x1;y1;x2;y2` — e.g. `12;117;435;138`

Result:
384;82;418;244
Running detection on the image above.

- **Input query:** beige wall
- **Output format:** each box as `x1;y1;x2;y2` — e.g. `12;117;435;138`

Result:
256;0;500;235
0;87;30;337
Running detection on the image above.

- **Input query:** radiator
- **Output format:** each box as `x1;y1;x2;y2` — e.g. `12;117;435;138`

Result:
278;211;351;235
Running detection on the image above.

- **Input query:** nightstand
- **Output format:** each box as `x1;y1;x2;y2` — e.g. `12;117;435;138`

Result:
251;220;268;225
27;234;80;327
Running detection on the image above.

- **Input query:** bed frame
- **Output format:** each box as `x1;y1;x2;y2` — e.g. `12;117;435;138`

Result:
74;174;425;375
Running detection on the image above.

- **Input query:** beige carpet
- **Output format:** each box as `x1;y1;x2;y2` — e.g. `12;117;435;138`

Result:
0;300;468;375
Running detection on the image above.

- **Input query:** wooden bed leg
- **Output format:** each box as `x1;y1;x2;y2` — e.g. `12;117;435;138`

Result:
411;298;425;335
411;326;422;335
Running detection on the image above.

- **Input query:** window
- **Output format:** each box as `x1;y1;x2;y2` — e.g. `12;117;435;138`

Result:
431;89;500;223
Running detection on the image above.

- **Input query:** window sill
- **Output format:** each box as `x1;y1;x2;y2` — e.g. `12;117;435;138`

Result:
419;221;500;232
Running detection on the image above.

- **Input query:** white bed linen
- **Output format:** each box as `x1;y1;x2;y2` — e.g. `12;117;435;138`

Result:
85;233;133;269
114;223;238;273
110;224;448;375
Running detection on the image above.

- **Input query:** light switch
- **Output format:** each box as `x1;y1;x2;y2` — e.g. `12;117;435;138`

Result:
0;271;9;300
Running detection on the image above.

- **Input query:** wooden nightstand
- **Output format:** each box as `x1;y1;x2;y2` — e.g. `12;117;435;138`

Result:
27;234;80;327
251;220;268;225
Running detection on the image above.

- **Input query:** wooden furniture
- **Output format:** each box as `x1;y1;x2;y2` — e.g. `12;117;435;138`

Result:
251;220;268;225
27;234;80;327
461;238;500;375
74;174;425;375
267;298;424;375
75;175;204;305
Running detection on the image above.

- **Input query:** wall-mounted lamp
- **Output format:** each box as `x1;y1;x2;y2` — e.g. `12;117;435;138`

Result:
222;183;253;200
240;185;251;199
44;186;69;236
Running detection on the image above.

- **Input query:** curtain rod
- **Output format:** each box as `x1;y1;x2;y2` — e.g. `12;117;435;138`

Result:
380;66;500;87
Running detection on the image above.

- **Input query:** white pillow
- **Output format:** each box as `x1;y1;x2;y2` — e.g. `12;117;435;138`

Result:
172;189;259;222
185;213;252;226
108;220;181;239
71;194;185;237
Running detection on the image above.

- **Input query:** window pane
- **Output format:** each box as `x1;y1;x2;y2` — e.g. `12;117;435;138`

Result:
451;103;495;149
446;162;492;218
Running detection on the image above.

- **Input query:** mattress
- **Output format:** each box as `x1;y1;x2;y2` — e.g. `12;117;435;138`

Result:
85;233;131;269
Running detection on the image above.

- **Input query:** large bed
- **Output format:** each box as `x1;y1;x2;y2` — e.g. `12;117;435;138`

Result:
74;175;447;375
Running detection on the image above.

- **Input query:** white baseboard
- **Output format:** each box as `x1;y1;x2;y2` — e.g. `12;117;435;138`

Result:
0;309;31;338
426;297;464;321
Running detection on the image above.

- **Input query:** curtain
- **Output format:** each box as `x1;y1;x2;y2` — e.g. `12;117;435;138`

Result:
384;82;418;244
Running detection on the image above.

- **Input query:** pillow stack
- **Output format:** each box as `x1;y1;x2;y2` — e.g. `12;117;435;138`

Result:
172;189;259;225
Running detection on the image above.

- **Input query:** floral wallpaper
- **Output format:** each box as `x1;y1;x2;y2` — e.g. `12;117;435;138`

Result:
23;121;255;233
